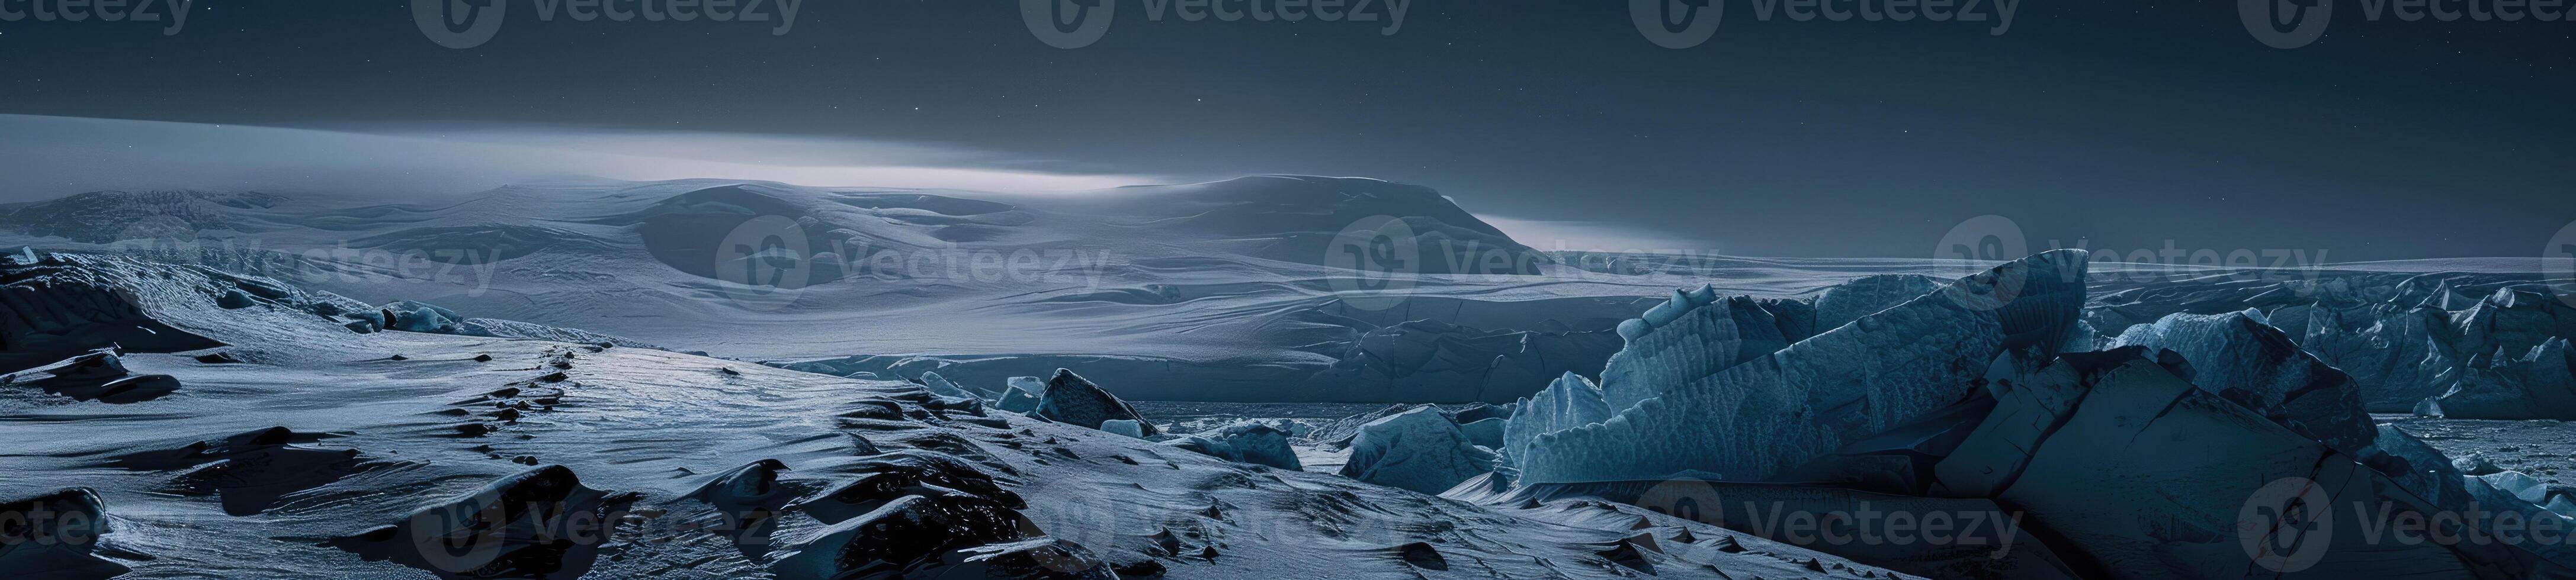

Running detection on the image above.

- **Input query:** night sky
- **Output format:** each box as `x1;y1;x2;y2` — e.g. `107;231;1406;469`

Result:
1;0;2569;260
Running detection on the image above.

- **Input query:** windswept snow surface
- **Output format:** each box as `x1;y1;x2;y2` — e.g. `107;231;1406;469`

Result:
0;177;1683;403
0;253;1918;579
1;175;2569;408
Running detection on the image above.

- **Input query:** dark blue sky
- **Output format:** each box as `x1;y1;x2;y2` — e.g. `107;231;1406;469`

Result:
0;1;2568;260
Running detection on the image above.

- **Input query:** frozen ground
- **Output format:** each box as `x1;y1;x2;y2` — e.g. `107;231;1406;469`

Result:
8;176;2576;579
0;254;1913;579
5;177;2567;406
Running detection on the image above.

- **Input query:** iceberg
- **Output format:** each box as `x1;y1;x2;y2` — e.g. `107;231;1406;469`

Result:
2430;337;2576;419
1162;421;1303;470
2260;283;2576;415
1514;250;2089;484
1939;347;2576;578
913;370;979;401
1500;372;1612;471
1812;273;1942;331
2107;308;2375;453
380;300;469;334
1006;375;1047;396
1099;418;1147;439
1337;405;1496;494
1600;292;1814;411
1457;417;1503;450
0;250;1942;580
993;385;1042;414
1031;369;1156;436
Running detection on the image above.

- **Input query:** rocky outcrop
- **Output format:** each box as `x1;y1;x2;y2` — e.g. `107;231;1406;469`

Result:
327;465;641;579
4;349;182;404
771;449;1122;579
0;254;223;369
109;426;364;516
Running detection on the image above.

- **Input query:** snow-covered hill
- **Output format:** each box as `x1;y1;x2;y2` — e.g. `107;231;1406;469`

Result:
4;176;2569;408
0;252;1911;579
0;176;1673;403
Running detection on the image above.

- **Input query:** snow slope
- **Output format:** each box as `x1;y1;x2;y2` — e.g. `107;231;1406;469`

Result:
5;177;2570;408
0;177;1672;403
0;252;1916;579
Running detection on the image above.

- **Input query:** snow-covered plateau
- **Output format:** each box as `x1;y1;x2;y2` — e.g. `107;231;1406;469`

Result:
5;176;2576;579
